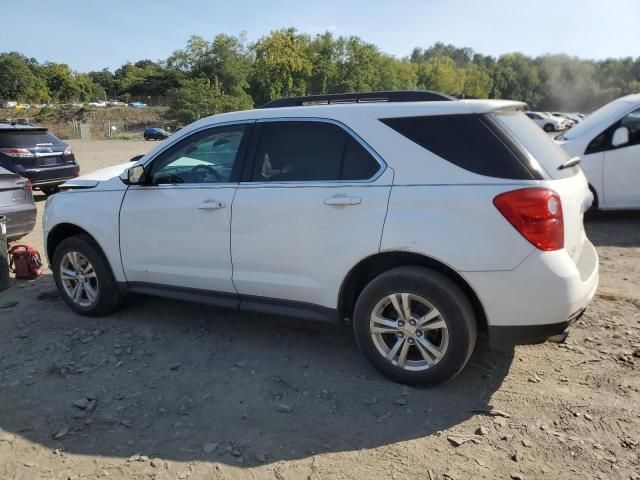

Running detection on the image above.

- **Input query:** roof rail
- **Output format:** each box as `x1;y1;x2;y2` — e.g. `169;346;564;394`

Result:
259;90;456;108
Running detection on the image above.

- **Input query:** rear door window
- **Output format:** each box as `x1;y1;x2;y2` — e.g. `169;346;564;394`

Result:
251;121;380;182
0;130;64;147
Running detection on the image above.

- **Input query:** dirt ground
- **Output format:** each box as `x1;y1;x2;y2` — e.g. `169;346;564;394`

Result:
0;139;638;480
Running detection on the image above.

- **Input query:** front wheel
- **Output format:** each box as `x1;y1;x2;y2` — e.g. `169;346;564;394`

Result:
353;266;477;385
543;123;554;132
52;235;123;316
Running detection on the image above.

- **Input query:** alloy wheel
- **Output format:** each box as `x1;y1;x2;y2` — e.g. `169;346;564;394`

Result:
59;251;99;307
370;293;449;371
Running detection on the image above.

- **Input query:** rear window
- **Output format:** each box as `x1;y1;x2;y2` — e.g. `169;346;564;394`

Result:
381;114;540;180
492;112;577;179
0;130;64;148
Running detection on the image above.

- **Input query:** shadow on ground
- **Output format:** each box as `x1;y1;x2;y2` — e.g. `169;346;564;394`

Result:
0;274;514;466
586;210;640;247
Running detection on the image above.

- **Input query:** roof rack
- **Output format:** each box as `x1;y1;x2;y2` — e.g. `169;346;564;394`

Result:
259;90;455;108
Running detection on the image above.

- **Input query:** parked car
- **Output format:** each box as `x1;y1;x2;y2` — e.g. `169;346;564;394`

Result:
88;101;106;108
553;112;582;124
550;113;576;128
107;100;126;107
556;93;640;210
143;127;170;141
43;91;598;385
0;123;79;195
525;111;566;132
0;166;36;241
128;102;147;109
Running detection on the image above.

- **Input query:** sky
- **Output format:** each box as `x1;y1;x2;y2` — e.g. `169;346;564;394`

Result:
2;0;638;72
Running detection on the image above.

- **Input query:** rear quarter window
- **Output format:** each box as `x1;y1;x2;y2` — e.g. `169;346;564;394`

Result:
380;114;538;180
0;130;65;148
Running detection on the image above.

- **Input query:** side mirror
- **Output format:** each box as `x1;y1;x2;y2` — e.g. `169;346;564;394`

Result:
612;126;629;147
121;165;145;185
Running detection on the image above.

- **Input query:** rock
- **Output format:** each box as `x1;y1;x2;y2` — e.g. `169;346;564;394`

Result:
53;426;69;440
528;373;542;383
73;398;89;410
584;413;593;421
394;397;407;406
169;363;181;371
37;290;60;301
511;474;525;480
0;301;18;309
231;448;241;457
522;439;533;448
447;434;482;447
471;409;512;418
276;403;292;413
476;426;490;436
255;453;267;463
120;419;132;428
202;442;218;454
150;458;162;468
494;417;508;427
511;452;524;462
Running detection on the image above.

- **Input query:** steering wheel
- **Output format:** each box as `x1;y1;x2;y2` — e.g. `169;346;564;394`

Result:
192;164;224;182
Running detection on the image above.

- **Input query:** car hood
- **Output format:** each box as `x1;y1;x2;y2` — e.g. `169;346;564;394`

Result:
61;162;131;188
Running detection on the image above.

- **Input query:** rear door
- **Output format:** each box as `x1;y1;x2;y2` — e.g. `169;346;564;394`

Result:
231;119;391;310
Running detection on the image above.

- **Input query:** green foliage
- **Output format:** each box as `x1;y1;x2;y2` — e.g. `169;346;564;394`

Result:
1;29;639;124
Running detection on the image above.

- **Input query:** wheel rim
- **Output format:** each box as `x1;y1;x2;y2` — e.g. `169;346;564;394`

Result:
59;252;99;307
370;293;449;372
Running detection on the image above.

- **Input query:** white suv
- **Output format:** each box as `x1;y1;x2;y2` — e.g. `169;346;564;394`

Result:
43;91;599;385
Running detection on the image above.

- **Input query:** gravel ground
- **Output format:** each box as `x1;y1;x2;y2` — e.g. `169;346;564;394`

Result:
0;139;638;480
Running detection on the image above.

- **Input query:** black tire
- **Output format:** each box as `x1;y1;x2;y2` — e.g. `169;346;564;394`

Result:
41;186;60;196
543;123;554;132
52;235;123;316
353;266;477;386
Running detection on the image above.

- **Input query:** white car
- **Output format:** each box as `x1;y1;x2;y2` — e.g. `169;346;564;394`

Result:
43;91;598;385
526;111;566;132
556;93;640;210
88;101;106;108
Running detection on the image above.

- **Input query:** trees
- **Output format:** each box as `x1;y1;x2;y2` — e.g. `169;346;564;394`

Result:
1;31;638;118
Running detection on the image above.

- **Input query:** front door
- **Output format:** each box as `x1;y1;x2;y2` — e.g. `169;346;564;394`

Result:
120;123;251;293
603;107;640;208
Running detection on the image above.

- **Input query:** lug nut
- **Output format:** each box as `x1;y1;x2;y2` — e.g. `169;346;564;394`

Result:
398;320;405;327
397;332;404;338
416;331;423;337
408;338;415;344
409;319;416;326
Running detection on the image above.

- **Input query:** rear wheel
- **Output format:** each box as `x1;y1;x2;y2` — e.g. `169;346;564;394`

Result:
52;235;123;316
353;266;477;385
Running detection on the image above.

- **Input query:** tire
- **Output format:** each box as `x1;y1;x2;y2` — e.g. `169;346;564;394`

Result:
41;186;60;196
543;123;554;132
52;235;123;316
353;266;477;386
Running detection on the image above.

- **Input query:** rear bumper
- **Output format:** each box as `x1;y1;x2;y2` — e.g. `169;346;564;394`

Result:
1;202;37;240
465;239;599;348
17;165;80;187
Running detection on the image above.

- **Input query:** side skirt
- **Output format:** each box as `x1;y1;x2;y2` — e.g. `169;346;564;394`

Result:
119;282;339;324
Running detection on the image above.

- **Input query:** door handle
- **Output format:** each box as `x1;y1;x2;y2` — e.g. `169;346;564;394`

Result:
198;200;226;210
324;195;361;206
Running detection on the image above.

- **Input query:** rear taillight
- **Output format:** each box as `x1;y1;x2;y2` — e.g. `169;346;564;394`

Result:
63;145;73;155
493;188;564;251
0;148;34;158
14;179;32;192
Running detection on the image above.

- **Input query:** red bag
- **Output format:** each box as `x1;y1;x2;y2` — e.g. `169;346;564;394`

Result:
8;245;43;279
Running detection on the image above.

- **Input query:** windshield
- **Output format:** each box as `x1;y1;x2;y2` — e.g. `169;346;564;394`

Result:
560;99;633;140
492;111;577;179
